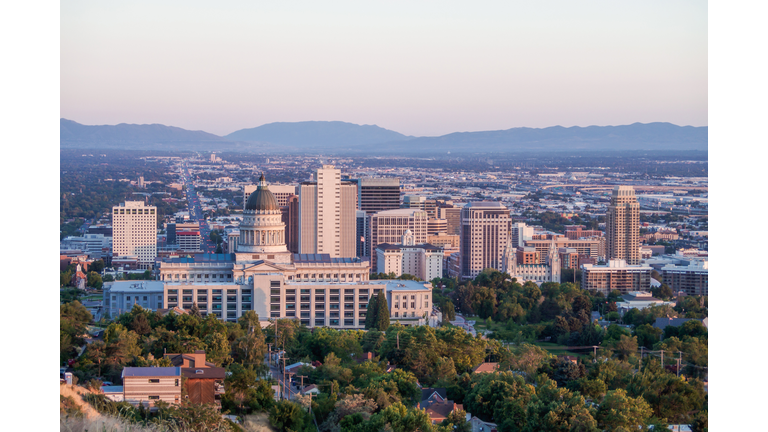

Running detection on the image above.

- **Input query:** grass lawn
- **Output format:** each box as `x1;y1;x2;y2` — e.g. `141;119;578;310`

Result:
83;295;102;301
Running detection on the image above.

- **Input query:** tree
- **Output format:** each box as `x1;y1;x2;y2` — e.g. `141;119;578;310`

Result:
87;271;103;289
364;299;378;330
651;283;674;300
189;302;202;319
90;259;105;273
375;291;390;331
595;389;653;431
634;324;662;349
269;400;312;432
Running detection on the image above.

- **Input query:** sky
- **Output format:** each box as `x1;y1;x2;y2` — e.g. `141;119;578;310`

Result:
61;1;707;137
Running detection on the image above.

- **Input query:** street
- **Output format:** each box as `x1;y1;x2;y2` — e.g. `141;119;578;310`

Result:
181;162;217;253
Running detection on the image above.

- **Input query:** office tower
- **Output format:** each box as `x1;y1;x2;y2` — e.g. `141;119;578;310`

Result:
298;165;358;258
244;183;297;208
348;177;401;213
279;194;299;254
460;201;510;279
369;209;429;270
605;186;640;265
427;218;448;235
112;201;157;269
402;195;437;218
510;222;535;248
356;211;369;257
437;206;461;235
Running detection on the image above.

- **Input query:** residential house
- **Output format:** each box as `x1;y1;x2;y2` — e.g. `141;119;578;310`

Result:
122;367;182;408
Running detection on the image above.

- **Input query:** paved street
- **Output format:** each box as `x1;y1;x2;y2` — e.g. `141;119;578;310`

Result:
182;162;217;253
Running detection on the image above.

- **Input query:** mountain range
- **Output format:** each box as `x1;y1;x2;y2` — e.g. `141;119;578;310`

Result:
60;119;707;153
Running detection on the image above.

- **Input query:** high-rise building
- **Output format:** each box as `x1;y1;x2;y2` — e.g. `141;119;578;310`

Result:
509;222;535;248
369;208;429;270
298;165;358;258
460;202;510;279
284;195;299;254
375;230;443;281
112;201;157;269
402;195;437;218
348;177;401;213
581;259;651;294
356;211;369;257
437;206;461;236
605;186;640;265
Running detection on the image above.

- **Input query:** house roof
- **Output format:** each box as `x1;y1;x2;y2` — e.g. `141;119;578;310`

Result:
122;367;181;377
181;367;226;379
302;384;319;393
420;399;459;420
421;388;448;403
101;386;124;394
653;317;700;331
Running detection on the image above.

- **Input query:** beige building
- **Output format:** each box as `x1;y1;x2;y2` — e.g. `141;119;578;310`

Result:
606;186;640;265
427;218;448;235
460;201;510;279
375;230;443;281
369;208;429;270
122;367;181;408
510;222;535;248
298;165;357;258
581;259;652;294
428;232;460;249
112;201;157;269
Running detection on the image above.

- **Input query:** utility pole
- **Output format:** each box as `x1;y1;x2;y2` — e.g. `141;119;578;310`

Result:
267;343;273;366
281;356;290;400
660;350;664;369
298;375;307;392
593;346;597;359
677;351;683;378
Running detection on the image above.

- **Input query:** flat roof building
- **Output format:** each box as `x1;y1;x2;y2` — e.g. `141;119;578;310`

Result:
581;259;652;294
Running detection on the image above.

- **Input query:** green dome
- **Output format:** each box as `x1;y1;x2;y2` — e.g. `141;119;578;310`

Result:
245;174;279;211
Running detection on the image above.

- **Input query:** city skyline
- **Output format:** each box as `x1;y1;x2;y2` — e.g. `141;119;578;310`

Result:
61;1;707;137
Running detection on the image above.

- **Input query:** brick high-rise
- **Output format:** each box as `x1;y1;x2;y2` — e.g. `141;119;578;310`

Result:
605;186;640;265
460;201;510;279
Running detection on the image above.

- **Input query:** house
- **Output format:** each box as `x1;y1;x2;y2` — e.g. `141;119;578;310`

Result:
417;388;465;425
469;415;498;432
302;384;320;395
122;367;182;408
471;362;499;374
164;351;226;406
653;317;706;333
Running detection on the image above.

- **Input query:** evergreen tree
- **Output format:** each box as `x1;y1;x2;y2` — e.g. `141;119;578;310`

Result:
365;299;378;330
189;302;202;319
375;292;390;331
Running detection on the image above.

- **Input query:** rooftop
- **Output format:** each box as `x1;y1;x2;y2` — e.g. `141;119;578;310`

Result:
104;281;165;292
122;367;181;377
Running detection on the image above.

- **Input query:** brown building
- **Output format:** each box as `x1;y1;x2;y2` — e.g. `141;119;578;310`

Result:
605;186;640;265
661;260;708;296
565;225;603;240
558;248;580;269
369;208;429;270
427;218;448;235
428;232;460;249
437;206;461;236
281;194;299;254
164;351;226;406
516;247;539;265
525;237;605;263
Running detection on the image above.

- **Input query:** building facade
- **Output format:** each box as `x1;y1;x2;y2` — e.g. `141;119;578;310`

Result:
661;259;708;296
103;280;166;318
501;240;561;284
524;237;605;262
460;202;510;279
510;222;534;248
112;201;157;269
437;206;461;236
298;165;358;258
375;231;442;281
244;183;297;207
369;208;429;270
605;186;640;265
350;177;401;213
581;259;652;294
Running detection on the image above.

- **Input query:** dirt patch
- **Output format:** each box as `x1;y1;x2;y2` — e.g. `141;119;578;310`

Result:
242;412;277;432
60;383;102;420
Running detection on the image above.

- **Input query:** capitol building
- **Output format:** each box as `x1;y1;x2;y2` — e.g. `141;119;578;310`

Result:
105;175;433;328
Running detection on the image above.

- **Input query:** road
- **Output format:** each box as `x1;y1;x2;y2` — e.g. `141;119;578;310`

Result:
181;162;217;254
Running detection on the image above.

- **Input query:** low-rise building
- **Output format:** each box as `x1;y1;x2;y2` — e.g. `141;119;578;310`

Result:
103;280;165;318
122;367;182;408
661;259;708;296
616;291;674;314
375;236;443;281
581;259;652;294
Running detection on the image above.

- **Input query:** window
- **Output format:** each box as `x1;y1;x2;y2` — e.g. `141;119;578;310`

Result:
148;379;160;383
148;395;160;400
175;379;179;386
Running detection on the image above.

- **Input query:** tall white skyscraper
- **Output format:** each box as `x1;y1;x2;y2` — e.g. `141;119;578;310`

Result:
112;201;157;269
298;165;357;258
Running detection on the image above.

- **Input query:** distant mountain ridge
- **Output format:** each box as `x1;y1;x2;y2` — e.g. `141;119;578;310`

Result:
60;119;707;153
225;121;412;148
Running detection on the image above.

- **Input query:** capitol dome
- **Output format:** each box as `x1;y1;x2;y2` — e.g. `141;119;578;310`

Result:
245;174;279;211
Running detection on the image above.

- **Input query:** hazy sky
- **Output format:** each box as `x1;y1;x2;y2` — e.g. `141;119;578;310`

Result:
61;1;707;137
